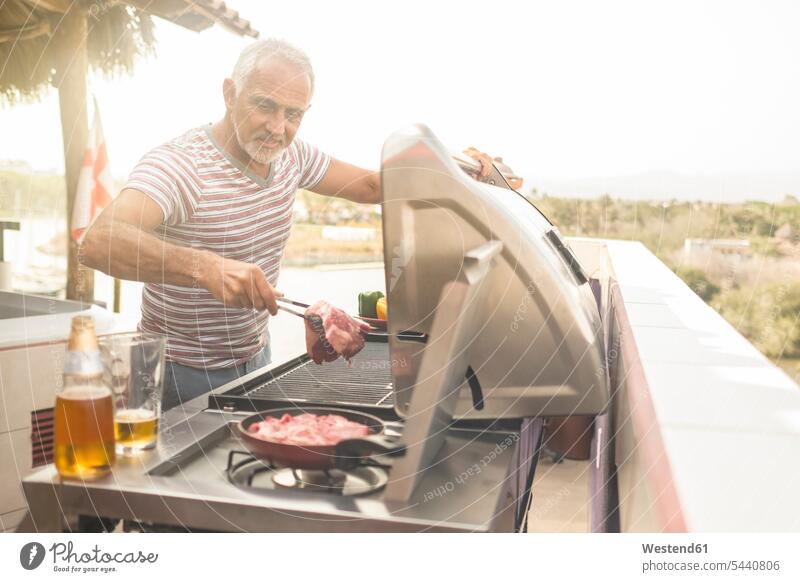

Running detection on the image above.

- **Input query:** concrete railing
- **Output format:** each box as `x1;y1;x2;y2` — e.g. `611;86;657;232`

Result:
569;238;800;532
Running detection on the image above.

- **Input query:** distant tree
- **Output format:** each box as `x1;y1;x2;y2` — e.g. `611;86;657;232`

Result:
0;171;65;217
714;283;800;358
676;267;721;302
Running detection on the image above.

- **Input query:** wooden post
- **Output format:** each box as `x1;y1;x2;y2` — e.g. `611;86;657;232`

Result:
53;7;93;304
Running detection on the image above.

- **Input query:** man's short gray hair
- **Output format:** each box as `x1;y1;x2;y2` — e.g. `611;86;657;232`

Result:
232;38;315;97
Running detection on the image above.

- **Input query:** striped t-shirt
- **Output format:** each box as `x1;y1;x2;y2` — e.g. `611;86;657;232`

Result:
126;125;330;369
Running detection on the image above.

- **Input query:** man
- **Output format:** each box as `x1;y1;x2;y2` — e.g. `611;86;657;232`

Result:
82;38;495;411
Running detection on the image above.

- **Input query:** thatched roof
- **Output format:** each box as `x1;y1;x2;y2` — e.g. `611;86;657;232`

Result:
127;0;258;37
0;0;258;103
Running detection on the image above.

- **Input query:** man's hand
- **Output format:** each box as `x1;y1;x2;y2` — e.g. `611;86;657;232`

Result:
202;253;283;314
463;147;495;182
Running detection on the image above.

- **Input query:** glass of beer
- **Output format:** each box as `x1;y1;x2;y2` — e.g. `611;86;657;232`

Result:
99;333;165;455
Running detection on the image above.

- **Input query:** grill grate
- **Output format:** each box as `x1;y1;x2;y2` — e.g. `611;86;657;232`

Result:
245;342;395;408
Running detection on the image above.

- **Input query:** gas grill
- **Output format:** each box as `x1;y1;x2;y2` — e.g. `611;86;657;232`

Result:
20;124;609;533
208;339;397;416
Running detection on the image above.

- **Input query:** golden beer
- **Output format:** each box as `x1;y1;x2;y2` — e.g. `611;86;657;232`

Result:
54;316;116;479
114;408;158;450
53;388;115;478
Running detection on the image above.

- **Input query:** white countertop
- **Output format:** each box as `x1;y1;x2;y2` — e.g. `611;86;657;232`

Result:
603;239;800;531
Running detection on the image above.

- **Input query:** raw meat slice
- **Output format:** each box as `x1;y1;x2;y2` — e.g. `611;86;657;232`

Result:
304;300;371;364
247;413;369;446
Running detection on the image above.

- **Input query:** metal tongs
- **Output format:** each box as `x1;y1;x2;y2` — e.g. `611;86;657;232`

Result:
275;297;383;336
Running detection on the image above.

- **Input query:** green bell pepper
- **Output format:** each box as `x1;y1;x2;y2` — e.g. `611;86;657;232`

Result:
358;290;385;319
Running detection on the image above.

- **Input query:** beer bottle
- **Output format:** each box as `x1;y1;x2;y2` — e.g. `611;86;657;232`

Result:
53;316;116;478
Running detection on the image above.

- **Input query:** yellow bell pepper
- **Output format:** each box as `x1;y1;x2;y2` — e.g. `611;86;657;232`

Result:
376;297;388;320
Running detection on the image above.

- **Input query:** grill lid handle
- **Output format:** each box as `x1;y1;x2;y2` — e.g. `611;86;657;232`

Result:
546;229;589;285
465;366;485;410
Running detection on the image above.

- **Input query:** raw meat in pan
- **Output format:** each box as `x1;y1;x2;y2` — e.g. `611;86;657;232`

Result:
247;413;370;446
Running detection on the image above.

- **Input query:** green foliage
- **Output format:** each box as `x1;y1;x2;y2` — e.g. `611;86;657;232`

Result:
528;192;800;359
749;237;782;257
713;283;800;358
530;194;800;259
0;170;65;217
674;267;721;301
295;189;380;226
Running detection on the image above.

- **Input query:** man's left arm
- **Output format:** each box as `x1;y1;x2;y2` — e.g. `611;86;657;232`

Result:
310;158;381;204
309;150;496;205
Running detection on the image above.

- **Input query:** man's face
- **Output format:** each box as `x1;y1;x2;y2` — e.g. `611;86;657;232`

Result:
225;57;312;165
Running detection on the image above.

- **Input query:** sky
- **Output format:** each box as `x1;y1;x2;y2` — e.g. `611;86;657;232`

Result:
2;0;800;200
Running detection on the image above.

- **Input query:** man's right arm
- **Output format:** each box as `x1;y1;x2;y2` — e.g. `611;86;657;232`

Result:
80;189;281;314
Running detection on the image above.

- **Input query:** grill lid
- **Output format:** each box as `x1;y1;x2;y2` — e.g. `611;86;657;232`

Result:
380;124;610;420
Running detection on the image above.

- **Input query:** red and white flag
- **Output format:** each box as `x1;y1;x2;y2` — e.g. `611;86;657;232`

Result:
71;97;114;242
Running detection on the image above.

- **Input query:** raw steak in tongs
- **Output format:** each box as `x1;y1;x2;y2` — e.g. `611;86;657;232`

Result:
305;300;372;364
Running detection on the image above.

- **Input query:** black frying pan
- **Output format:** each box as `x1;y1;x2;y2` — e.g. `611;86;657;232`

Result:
233;406;404;470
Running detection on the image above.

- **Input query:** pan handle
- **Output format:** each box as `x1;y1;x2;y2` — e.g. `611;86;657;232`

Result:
334;435;406;470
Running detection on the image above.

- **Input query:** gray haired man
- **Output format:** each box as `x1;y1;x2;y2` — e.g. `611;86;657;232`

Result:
82;38;494;410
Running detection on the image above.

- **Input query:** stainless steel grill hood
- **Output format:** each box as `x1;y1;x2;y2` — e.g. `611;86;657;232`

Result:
380;124;609;420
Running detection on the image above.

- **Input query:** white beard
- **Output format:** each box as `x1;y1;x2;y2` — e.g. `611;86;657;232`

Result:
235;124;286;164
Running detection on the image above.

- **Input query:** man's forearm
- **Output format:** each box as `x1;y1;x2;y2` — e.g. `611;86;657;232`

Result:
81;221;212;288
336;171;380;204
317;166;381;205
360;171;381;204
